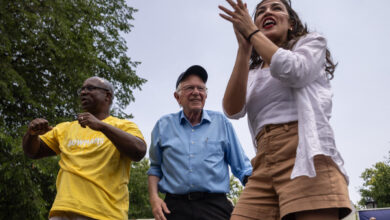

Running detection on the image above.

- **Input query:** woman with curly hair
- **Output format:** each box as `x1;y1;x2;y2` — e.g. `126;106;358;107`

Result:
219;0;352;219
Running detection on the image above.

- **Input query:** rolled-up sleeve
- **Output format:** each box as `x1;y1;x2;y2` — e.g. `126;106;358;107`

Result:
270;33;327;88
223;103;247;120
224;118;252;185
147;121;163;178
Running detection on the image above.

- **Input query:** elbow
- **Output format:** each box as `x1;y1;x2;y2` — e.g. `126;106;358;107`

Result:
24;152;36;159
133;148;146;162
132;142;147;162
223;100;243;118
22;145;39;160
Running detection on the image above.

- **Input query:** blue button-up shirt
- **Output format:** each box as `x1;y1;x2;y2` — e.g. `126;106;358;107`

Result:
147;110;252;194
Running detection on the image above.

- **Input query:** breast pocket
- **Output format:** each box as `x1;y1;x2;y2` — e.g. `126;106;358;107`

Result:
204;139;224;163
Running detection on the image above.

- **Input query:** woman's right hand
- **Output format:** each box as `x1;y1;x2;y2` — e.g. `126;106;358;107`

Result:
219;0;258;40
234;25;252;52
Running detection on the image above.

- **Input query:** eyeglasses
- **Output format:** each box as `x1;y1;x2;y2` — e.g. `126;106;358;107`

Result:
77;85;109;95
179;85;207;94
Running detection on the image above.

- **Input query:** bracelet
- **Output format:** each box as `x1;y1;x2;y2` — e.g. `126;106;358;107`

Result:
246;29;260;42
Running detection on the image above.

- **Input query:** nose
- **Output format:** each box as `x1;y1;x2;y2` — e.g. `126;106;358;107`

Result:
263;7;274;17
79;87;88;96
191;87;202;95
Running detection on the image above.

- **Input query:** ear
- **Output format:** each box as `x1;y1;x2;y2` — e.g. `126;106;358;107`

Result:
106;91;113;103
174;91;180;104
289;19;295;31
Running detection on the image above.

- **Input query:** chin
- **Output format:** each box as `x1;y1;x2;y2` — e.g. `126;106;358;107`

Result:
189;106;203;112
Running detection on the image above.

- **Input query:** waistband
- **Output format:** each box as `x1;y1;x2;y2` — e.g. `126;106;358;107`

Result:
256;121;298;143
166;192;226;200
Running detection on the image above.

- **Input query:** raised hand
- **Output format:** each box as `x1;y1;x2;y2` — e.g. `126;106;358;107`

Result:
77;112;104;130
219;0;258;39
27;118;53;135
233;25;252;51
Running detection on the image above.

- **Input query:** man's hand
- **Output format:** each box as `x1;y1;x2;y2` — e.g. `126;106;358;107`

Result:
150;196;170;220
77;112;103;130
28;118;53;136
23;118;56;159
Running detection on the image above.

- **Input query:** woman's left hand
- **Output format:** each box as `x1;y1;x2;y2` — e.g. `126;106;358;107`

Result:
219;0;258;39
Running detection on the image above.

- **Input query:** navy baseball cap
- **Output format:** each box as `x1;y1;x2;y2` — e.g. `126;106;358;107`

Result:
176;65;208;88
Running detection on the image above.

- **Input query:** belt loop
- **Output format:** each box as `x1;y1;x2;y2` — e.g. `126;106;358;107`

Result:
283;124;289;132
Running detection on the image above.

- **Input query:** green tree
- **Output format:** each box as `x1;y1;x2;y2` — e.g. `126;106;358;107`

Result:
0;0;145;219
228;176;244;205
128;158;154;219
359;151;390;208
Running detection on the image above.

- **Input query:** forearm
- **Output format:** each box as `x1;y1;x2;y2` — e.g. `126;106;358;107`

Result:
148;175;161;200
22;133;41;159
100;123;146;161
250;31;279;65
223;47;251;115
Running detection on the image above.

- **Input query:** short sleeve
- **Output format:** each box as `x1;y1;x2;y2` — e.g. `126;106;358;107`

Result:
40;126;61;154
119;120;146;144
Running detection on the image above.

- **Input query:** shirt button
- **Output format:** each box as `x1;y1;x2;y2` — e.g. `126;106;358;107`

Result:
189;169;192;172
192;129;195;132
190;185;194;187
191;141;194;144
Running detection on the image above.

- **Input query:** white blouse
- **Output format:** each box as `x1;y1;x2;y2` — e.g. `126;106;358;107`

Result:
225;32;349;183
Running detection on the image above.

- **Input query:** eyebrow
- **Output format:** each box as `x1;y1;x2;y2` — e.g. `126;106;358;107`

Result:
257;2;283;11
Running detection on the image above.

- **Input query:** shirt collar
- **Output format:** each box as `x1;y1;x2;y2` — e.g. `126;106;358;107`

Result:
179;109;211;125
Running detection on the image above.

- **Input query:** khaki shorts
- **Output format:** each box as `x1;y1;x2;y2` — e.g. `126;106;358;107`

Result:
232;122;351;220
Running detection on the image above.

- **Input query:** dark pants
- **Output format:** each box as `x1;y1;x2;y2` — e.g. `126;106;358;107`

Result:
164;193;234;220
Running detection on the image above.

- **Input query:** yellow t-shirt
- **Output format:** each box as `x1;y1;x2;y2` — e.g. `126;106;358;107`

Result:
40;116;145;220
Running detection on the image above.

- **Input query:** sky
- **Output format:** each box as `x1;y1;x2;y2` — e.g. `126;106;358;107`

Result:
123;0;390;205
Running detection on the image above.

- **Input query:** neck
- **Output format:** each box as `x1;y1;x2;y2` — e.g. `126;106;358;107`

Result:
94;112;110;120
86;109;110;120
184;109;202;126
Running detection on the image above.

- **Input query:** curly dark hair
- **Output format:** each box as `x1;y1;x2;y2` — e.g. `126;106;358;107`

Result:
250;0;336;79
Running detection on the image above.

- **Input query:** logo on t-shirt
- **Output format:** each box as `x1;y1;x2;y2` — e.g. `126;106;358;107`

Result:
67;138;104;150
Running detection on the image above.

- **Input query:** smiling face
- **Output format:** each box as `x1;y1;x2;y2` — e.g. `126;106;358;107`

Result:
254;0;292;45
174;74;207;116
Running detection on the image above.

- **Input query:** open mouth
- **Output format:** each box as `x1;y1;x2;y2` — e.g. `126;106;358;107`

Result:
80;97;89;104
263;17;276;29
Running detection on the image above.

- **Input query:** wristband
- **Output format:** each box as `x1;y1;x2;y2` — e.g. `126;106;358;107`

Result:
246;29;260;42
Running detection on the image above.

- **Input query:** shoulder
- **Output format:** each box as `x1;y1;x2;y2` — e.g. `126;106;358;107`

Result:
105;116;140;129
154;112;181;126
205;110;232;125
54;121;75;130
205;110;225;118
159;112;180;122
294;32;327;49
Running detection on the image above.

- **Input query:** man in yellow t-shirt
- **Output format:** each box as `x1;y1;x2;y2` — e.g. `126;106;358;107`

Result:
22;76;146;220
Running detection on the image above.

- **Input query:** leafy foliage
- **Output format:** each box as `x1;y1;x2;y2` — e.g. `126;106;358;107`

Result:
227;176;244;205
128;158;161;219
0;0;145;218
359;152;390;208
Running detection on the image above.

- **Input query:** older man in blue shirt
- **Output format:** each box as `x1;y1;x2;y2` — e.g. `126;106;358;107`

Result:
147;65;252;220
